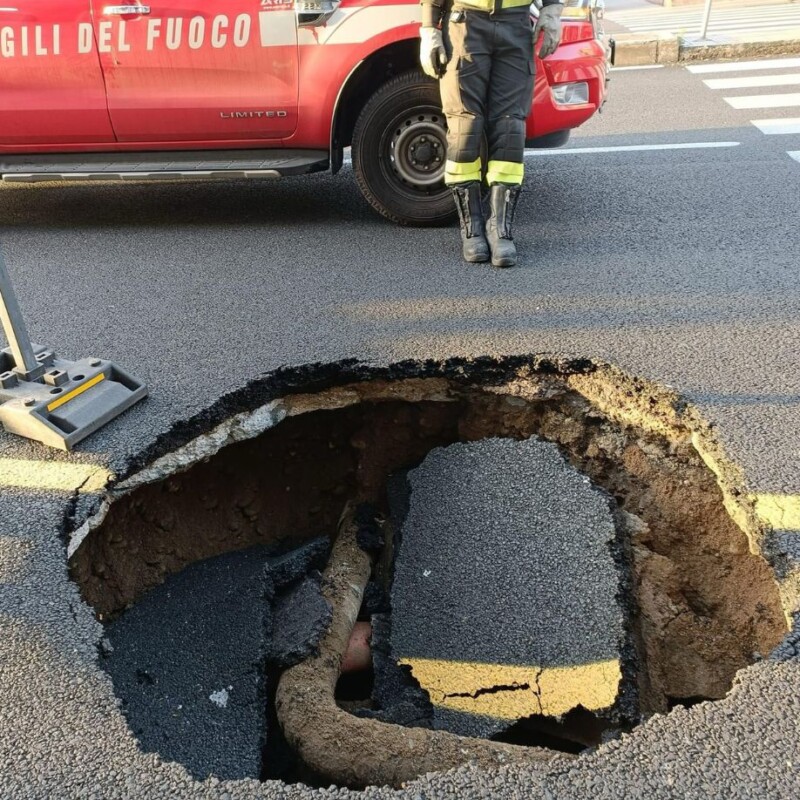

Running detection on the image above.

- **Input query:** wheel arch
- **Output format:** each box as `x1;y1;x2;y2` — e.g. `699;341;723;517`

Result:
330;39;420;175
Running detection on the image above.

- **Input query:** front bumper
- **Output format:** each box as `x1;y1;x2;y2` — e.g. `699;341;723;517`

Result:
525;33;610;142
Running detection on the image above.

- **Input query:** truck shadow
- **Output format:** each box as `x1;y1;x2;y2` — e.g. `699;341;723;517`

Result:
0;168;382;230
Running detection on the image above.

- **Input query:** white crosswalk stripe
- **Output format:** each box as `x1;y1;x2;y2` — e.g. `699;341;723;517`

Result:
725;92;800;109
687;57;800;74
524;142;740;155
704;73;800;90
688;56;800;166
751;117;800;134
607;4;800;36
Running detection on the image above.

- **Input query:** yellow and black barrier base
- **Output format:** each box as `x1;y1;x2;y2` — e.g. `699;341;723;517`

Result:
0;347;148;451
1;246;147;450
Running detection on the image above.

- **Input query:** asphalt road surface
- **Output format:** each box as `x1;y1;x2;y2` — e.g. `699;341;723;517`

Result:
1;60;799;798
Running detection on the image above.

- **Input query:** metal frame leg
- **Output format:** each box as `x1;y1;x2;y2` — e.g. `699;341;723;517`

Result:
0;249;44;381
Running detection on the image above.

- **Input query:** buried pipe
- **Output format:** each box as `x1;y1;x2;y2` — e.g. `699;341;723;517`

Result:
275;505;568;789
342;622;373;674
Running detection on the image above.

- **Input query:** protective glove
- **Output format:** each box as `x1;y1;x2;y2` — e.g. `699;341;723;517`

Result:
420;27;447;79
533;3;563;59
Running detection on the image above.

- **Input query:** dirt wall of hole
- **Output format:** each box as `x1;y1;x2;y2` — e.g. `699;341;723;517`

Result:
70;374;788;713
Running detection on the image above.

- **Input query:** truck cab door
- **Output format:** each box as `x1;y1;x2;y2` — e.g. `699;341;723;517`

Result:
90;1;299;143
0;1;114;146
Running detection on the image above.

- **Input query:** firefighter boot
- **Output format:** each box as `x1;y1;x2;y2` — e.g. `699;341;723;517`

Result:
451;181;490;263
486;183;521;268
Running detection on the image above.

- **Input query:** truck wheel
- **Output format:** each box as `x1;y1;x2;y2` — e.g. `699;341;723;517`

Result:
352;70;455;227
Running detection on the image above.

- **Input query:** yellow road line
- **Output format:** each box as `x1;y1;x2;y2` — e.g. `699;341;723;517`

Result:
0;459;113;493
754;494;800;531
400;657;621;719
46;373;105;412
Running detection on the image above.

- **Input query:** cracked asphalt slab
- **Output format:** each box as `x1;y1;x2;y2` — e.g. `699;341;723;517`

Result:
102;545;332;782
390;438;626;739
1;63;799;797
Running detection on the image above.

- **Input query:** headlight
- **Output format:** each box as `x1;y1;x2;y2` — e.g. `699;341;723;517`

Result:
552;81;590;105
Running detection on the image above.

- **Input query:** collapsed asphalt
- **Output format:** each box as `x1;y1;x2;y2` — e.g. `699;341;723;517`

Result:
0;62;799;797
390;438;627;739
104;548;273;782
103;543;332;782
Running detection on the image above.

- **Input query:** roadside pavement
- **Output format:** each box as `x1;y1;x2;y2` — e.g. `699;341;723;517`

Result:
604;0;800;65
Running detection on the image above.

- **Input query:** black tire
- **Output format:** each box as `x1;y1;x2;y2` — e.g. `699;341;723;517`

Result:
352;70;456;227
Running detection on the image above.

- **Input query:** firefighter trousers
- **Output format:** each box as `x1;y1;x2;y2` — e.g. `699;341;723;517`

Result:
440;7;535;186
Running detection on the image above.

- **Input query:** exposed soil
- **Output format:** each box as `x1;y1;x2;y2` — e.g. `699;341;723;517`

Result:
70;366;790;783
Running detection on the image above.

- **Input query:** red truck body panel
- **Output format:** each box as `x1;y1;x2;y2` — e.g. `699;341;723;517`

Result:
0;1;606;154
89;2;299;142
0;1;115;145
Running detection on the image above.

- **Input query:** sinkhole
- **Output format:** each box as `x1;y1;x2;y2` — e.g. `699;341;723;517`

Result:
68;360;791;790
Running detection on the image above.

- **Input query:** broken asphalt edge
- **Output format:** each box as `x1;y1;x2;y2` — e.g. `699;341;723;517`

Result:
63;355;800;692
37;351;800;795
611;28;800;67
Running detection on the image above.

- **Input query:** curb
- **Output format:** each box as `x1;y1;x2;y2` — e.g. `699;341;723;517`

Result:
612;30;800;67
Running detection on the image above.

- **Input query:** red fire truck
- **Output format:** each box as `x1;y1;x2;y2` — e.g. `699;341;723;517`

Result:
0;1;610;224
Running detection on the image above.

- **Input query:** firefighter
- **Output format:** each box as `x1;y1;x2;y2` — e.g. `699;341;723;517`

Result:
420;0;563;267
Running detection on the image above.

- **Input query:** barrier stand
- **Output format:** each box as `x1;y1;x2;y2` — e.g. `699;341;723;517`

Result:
0;247;147;450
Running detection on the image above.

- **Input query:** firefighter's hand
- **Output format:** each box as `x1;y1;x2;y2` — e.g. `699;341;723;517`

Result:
534;4;563;59
420;27;447;79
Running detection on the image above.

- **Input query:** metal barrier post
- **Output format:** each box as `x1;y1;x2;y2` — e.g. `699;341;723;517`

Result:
0;249;43;381
699;0;714;40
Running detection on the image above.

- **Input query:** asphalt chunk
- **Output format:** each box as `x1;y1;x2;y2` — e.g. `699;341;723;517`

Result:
269;573;332;669
390;437;628;739
103;547;274;781
268;537;331;590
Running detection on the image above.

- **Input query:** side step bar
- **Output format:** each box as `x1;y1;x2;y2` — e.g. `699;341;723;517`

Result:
5;170;286;183
0;149;329;184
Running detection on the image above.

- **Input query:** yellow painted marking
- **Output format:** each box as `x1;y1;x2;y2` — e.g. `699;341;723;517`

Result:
46;373;105;412
538;661;623;716
400;657;621;719
0;459;113;493
754;494;800;531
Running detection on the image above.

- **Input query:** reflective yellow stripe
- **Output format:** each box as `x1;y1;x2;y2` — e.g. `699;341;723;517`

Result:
444;157;482;184
47;373;105;412
456;0;531;9
486;160;524;185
